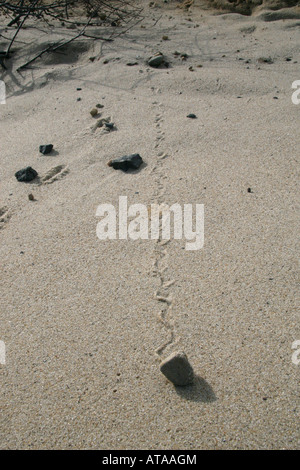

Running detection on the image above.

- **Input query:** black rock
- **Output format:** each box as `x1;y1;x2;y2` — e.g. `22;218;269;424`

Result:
108;154;143;171
148;54;164;68
39;144;53;155
187;113;197;119
105;122;115;130
15;167;38;182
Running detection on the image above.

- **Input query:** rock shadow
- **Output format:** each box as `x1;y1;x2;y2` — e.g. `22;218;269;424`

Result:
174;375;217;403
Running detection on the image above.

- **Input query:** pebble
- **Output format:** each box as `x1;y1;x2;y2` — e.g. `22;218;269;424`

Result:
107;154;143;171
148;53;164;68
90;108;98;117
28;193;35;201
15;167;38;182
39;144;53;155
92;117;111;131
160;351;194;386
187;113;197;119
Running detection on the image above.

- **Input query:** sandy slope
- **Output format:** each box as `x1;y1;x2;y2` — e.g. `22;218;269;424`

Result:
0;0;299;449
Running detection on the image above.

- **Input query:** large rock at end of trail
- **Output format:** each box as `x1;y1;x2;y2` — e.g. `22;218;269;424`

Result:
160;351;194;386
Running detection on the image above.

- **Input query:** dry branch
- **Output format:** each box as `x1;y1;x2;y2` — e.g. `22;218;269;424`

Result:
0;1;144;69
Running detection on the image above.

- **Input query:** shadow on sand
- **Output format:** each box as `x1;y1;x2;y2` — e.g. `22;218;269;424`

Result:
174;375;217;403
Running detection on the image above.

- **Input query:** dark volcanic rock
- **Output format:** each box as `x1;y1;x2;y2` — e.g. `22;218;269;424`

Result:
108;154;143;172
39;144;53;155
187;113;197;119
105;122;115;130
148;54;164;68
15;167;38;182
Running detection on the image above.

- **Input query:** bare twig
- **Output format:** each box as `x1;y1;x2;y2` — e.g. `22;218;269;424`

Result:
17;15;94;70
6;0;39;56
0;1;144;70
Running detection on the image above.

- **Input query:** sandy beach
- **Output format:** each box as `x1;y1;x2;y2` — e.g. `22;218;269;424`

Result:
0;0;299;449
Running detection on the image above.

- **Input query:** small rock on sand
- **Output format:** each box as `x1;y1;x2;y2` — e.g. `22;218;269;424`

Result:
39;144;53;155
148;54;164;68
15;167;38;182
105;122;115;130
107;154;143;171
187;113;197;119
90;108;98;117
160;351;194;386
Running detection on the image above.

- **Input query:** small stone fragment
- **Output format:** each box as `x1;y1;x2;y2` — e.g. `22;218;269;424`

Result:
105;122;115;130
90;108;98;117
187;113;197;119
107;154;143;171
96;103;104;109
39;144;53;155
162;35;169;41
92;117;111;131
28;193;35;201
148;54;164;68
258;57;273;64
15;167;38;182
160;351;194;386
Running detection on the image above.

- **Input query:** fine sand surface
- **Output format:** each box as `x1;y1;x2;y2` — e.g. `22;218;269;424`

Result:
0;0;299;449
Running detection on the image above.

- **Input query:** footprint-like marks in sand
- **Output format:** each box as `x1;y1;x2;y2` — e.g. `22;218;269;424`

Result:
0;206;11;229
41;165;69;184
150;100;181;359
